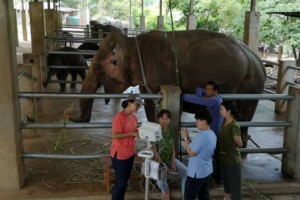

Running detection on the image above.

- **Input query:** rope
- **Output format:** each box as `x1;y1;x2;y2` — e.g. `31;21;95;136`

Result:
134;37;160;114
134;37;152;94
167;0;180;87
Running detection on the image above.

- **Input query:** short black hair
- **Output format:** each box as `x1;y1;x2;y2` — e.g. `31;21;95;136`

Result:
157;109;171;119
221;100;239;119
194;109;212;125
121;100;135;109
207;80;218;91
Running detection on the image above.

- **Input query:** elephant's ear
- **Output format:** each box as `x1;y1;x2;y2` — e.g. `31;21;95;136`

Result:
114;43;125;65
101;45;126;84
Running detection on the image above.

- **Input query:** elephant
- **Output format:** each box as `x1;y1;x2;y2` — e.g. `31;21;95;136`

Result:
69;30;266;147
90;21;122;38
77;43;99;59
57;31;73;47
43;47;87;92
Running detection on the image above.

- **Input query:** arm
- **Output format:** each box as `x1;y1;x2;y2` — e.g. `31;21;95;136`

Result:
234;136;243;147
195;87;206;97
153;145;164;164
170;144;176;171
184;139;197;157
111;131;138;139
182;94;217;107
181;128;197;157
231;125;243;147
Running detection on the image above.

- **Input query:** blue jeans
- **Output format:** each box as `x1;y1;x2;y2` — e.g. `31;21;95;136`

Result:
111;154;135;200
156;159;187;195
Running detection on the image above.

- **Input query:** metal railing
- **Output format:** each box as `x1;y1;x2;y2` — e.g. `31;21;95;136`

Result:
20;92;294;159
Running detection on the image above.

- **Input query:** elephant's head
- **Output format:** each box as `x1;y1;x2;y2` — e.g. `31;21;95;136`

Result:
69;32;141;122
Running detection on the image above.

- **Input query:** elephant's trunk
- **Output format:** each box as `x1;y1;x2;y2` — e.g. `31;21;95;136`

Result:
69;99;94;122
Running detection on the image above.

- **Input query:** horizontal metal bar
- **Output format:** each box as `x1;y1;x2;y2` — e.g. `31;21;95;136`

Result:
23;152;110;159
21;122;113;129
287;81;300;87
181;121;292;128
219;94;294;100
24;149;286;160
60;25;88;28
47;51;96;55
56;30;89;33
45;36;100;43
18;93;293;100
48;65;88;69
263;89;276;94
287;65;300;71
261;59;279;66
49;80;82;84
18;92;162;99
181;148;288;155
22;121;291;129
266;75;277;81
239;148;288;154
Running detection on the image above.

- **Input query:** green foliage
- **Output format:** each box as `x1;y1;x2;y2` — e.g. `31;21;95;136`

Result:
58;0;300;62
258;0;300;62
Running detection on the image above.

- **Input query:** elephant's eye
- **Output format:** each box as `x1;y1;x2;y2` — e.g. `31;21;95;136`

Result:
111;59;117;65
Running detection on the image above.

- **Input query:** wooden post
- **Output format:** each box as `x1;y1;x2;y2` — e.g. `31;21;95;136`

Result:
243;0;260;55
44;9;55;51
282;86;300;179
140;0;145;30
275;60;296;114
13;9;19;46
23;53;44;111
157;0;164;31
186;0;196;30
160;85;181;156
0;0;25;189
18;64;37;138
29;1;47;84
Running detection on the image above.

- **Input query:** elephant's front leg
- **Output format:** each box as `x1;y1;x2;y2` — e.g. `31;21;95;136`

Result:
43;69;53;88
70;71;77;89
143;99;157;122
56;70;68;92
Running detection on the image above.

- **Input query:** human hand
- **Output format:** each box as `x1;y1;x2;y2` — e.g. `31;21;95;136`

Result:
181;128;189;138
170;163;176;172
195;88;204;97
132;131;139;138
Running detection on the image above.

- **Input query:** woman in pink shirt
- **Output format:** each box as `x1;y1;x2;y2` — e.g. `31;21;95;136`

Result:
110;93;142;200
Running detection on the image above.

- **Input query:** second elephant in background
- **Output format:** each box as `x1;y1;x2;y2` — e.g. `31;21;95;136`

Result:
44;47;87;92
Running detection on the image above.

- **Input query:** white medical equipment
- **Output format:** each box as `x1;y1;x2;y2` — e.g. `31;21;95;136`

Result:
137;122;162;200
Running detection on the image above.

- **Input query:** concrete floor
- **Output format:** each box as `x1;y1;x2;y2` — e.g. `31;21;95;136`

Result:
5;41;299;199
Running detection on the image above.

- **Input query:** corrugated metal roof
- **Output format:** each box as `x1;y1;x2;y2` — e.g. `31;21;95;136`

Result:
267;12;300;18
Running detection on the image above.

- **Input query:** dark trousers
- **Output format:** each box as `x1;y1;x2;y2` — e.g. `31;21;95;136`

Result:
184;175;210;200
212;140;222;184
111;154;135;200
221;162;241;200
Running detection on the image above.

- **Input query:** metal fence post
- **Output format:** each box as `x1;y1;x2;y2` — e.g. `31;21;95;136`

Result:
275;60;296;114
282;86;300;179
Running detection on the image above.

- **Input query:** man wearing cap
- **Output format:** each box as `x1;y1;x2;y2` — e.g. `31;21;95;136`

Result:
110;93;143;200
